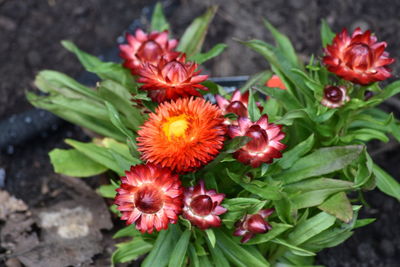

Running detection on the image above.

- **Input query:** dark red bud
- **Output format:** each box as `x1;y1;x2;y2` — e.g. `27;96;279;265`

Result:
226;101;248;117
137;40;163;62
245;125;269;151
324;86;343;103
247;214;269;234
190;195;213;216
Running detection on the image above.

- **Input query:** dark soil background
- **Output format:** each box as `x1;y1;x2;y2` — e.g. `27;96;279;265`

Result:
0;0;399;266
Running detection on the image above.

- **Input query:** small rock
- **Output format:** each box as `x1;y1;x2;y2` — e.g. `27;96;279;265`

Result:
0;15;16;31
357;242;378;261
380;239;395;257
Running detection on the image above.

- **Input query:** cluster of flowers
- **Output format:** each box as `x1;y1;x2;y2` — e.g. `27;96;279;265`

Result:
116;29;285;242
114;26;394;243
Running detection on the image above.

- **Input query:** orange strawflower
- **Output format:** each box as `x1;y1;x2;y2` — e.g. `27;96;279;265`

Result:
137;97;226;173
137;54;208;103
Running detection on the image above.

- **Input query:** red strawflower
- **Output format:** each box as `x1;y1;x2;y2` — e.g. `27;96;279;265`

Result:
321;85;350;108
137;97;226;173
265;75;286;89
234;209;274;243
114;164;183;234
119;29;179;74
323;28;394;85
228;115;286;167
137;54;208;103
183;180;227;229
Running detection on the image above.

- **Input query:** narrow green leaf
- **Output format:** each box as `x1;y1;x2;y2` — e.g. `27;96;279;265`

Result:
274;109;308;126
205;229;216;247
151;2;170;31
288;211;336;246
278;134;314;169
97;183;118;199
248;88;261;121
240;70;272;93
318;192;353;223
112;238;153;264
354;218;376;229
373;164;400;201
142;228;176;267
264;19;299;67
113;225;141;239
320;19;335;47
168;230;191;267
177;6;218;57
189;43;227;64
49;149;107;177
214;229;270;267
244;222;293;245
65;139;126;175
207;242;230;267
271;238;316;256
279;145;363;184
255;85;302;110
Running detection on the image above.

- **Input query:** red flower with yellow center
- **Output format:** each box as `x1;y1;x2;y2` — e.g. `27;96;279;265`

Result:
137;97;226;173
183;180;227;229
323;28;394;85
265;75;286;89
228;115;286;167
234;209;274;243
119;29;179;74
114;164;183;234
137;54;209;103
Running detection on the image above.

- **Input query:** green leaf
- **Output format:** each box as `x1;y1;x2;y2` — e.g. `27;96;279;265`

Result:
97;183;118;199
177;6;218;57
142;227;177;267
274;109;309;126
188;244;200;267
354;218;376;229
255;85;302;110
271;238;316;256
288;211;336;246
65;139;127;175
205;229;216;248
151;2;170;31
227;169;282;200
112;238;153;264
375;80;400;101
240;70;272;93
320;20;335;47
113;225;141;239
248;88;261;121
49;149;107;177
278;134;314;169
373;164;400;201
189;43;227;64
168;230;191;267
207;242;230;267
285;178;354;209
341;128;390;143
244;222;293;245
214;229;270;267
61;41;135;89
263;19;299;67
279;145;363;184
273;194;293;224
318;192;353;223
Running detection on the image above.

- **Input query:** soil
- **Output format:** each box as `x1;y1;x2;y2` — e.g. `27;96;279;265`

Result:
1;0;400;266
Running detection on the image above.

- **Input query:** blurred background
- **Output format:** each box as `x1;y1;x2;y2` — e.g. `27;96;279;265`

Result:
0;0;399;266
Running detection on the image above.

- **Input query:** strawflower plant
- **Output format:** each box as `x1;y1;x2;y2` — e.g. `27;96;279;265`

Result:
27;3;400;266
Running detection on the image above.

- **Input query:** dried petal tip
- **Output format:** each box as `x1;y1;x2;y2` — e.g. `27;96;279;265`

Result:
183;180;227;229
228;115;286;167
138;54;208;103
323;28;394;85
234;209;274;243
119;29;178;74
137;97;226;173
114;164;183;234
321;85;349;108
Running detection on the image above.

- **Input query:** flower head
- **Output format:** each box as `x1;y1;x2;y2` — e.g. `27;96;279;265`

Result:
323;28;394;85
114;164;183;233
321;85;350;108
265;75;286;89
137;97;226;173
228;115;286;167
137;54;208;103
183;180;227;229
234;209;274;243
119;29;179;74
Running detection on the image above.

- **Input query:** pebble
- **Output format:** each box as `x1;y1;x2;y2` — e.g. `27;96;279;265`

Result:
0;15;16;31
380;239;395;257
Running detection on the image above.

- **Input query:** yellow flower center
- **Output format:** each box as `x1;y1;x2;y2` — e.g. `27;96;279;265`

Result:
162;115;189;140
